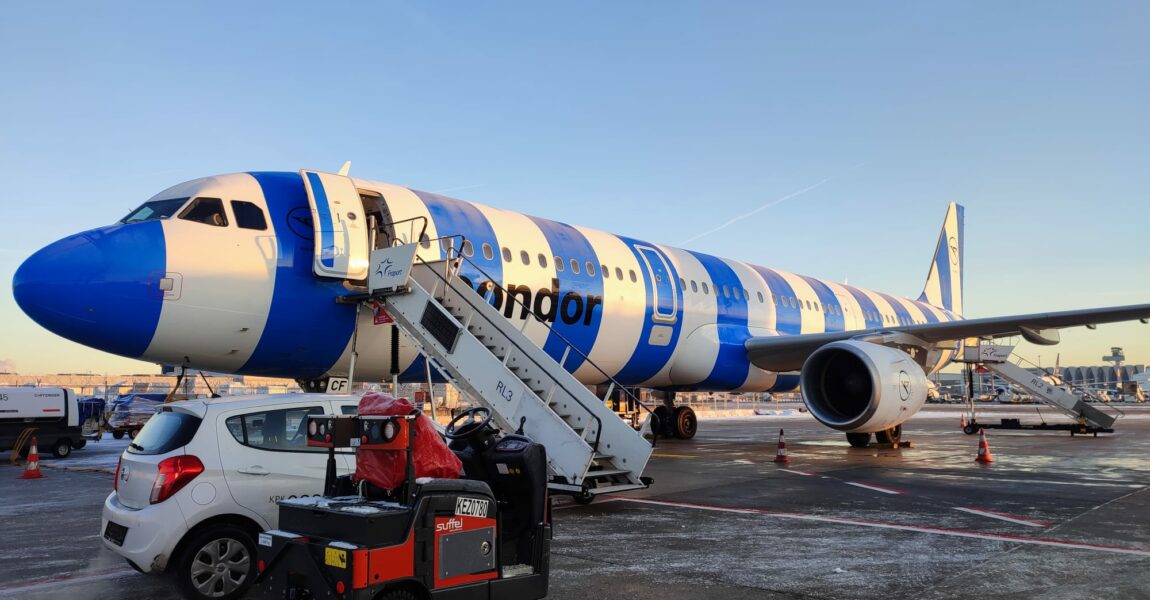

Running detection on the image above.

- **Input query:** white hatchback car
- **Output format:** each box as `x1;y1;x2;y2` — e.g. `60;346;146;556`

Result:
101;393;361;600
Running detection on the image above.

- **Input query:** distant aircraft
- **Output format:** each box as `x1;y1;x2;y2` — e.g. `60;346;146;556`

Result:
13;169;1150;446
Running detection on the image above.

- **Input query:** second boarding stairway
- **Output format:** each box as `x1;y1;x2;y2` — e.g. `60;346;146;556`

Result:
973;344;1118;429
363;244;653;500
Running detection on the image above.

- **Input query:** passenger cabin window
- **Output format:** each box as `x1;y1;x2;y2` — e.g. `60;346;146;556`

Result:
702;282;710;295
231;201;268;230
615;267;624;280
538;254;548;268
179;197;227;227
601;264;609;277
629;270;637;283
570;259;580;274
462;240;475;257
757;291;764;303
225;406;325;451
419;233;431;249
482;243;494;260
585;262;596;276
691;280;698;293
520;250;530;265
121;197;189;223
555;258;565;272
502;247;512;262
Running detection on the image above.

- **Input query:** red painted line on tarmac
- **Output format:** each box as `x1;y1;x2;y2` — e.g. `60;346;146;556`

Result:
616;497;1150;557
0;569;137;593
845;481;905;495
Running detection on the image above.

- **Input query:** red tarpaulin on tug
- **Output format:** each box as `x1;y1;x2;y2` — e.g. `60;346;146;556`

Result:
354;393;462;491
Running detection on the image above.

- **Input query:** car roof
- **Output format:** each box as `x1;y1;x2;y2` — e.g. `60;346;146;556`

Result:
164;393;361;418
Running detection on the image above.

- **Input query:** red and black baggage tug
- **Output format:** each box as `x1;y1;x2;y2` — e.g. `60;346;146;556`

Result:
254;405;551;600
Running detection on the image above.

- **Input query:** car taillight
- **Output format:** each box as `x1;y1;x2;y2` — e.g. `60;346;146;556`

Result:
150;455;204;504
114;458;122;493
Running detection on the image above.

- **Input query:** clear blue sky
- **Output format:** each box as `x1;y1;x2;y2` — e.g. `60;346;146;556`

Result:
1;2;1147;375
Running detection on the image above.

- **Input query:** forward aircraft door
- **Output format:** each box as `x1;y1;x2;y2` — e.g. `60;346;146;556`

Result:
300;170;369;280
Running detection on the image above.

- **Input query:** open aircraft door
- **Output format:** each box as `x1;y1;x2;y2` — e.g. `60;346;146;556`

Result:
300;170;370;280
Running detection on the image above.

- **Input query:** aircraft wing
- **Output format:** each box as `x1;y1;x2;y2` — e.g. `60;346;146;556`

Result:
745;303;1150;372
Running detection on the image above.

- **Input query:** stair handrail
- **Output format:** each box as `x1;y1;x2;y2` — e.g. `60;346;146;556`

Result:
410;234;659;445
1011;354;1125;420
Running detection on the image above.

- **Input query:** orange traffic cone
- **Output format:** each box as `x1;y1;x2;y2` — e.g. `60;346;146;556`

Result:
773;428;791;464
20;437;44;479
960;413;967;430
975;429;994;464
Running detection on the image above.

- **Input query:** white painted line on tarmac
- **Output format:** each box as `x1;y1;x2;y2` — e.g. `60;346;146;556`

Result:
617;498;1150;557
845;481;904;495
0;569;137;594
954;507;1052;528
781;469;816;476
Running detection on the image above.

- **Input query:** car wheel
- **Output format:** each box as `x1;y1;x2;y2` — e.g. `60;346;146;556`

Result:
112;431;125;440
175;525;257;600
73;439;87;450
52;439;72;458
128;428;140;439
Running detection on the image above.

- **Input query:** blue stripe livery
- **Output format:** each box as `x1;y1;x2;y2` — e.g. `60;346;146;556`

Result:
690;252;751;389
797;275;845;333
241;172;356;378
749;266;801;335
527;216;603;373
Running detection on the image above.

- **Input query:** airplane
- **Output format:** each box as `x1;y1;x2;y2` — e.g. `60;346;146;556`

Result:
13;168;1150;447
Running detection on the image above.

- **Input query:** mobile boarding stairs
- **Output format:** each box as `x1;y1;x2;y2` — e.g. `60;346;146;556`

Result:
343;241;654;501
958;343;1121;435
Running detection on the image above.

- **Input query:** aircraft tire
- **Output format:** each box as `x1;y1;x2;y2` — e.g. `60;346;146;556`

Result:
652;405;673;438
846;432;871;448
673;406;698;439
962;424;978;435
874;425;902;445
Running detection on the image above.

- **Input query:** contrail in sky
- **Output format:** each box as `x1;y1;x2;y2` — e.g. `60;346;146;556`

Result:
678;163;865;246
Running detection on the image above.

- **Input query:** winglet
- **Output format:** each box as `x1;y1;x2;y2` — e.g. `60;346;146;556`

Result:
918;202;964;316
337;161;352;176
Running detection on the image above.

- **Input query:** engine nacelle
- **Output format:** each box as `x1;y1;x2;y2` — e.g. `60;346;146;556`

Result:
799;340;928;433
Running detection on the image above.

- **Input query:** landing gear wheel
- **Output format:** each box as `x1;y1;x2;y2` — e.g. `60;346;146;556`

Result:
963;424;978;435
874;425;902;445
112;431;125;440
846;432;872;448
175;524;257;600
52;439;72;458
652;405;672;438
672;406;698;439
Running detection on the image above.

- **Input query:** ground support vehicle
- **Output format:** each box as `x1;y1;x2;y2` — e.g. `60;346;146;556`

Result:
0;386;87;458
255;406;550;600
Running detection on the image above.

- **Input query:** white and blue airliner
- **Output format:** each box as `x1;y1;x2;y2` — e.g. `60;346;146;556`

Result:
13;169;1150;445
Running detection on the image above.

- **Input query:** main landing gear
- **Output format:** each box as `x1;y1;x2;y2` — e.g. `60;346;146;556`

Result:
846;425;910;449
650;392;698;440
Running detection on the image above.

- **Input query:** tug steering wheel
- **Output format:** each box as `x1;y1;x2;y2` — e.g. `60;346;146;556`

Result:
444;406;494;441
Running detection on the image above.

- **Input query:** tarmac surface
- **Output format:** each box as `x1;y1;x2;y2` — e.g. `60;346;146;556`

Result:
3;404;1150;599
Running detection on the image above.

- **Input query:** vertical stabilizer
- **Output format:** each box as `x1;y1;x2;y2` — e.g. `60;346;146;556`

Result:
918;203;964;316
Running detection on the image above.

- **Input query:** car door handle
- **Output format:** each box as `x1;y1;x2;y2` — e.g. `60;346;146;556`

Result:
237;466;270;476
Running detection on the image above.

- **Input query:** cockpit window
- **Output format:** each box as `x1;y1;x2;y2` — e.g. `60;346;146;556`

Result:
179;197;228;227
121;198;189;223
231;201;267;230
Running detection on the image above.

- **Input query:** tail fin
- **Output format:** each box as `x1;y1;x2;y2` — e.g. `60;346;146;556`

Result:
918;202;964;316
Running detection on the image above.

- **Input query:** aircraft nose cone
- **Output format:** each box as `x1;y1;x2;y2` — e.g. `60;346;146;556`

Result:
13;222;167;358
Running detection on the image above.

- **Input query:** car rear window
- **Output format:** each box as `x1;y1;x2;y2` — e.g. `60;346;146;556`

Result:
126;412;202;455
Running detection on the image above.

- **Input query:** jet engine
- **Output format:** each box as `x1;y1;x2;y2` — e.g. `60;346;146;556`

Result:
799;340;927;433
